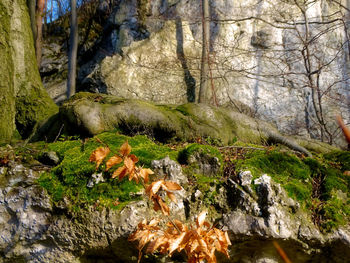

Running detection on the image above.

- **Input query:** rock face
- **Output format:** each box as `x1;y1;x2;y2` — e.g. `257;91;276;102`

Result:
0;160;151;262
0;0;58;141
1;157;350;263
224;173;350;262
60;0;348;146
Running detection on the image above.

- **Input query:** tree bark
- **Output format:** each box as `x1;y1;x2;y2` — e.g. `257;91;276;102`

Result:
35;0;45;67
67;0;78;98
198;0;210;104
27;0;37;43
0;0;58;142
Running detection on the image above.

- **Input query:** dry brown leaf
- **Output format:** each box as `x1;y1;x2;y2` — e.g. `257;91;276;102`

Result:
167;192;177;203
168;232;186;256
196;211;207;228
139;168;154;183
336;115;350;144
89;147;110;169
112;166;127;179
124;156;136;172
105;155;123;171
152;195;170;216
119;141;131;157
146;180;164;198
129;154;139;163
146;236;169;254
113;198;120;206
164;181;182;191
344;171;350;176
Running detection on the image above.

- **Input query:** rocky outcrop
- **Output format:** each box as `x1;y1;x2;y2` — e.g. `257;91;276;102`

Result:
1;155;349;262
0;154;190;263
72;0;348;146
224;172;350;262
40;0;350;146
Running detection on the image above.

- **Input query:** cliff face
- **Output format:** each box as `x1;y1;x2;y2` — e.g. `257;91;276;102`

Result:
48;0;343;146
0;0;58;141
1;136;349;263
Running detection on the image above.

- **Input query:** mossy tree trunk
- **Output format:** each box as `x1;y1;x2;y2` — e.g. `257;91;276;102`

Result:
0;0;16;140
0;0;58;142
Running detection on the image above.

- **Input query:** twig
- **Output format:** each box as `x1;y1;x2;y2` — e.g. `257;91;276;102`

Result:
219;145;266;150
54;124;64;143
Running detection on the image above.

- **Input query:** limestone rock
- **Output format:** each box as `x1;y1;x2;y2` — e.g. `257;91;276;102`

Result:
1;158;349;262
38;151;60;166
151;156;188;185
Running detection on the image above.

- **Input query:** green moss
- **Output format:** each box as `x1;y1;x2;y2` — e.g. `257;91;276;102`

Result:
38;131;179;210
233;149;350;230
238;150;311;180
321;196;350;232
235;150;312;203
324;151;350;172
178;143;223;168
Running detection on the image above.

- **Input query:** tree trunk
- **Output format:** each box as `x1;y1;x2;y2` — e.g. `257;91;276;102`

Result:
35;0;45;67
67;0;78;98
56;0;63;17
0;0;16;140
198;0;210;104
27;0;37;43
0;0;58;142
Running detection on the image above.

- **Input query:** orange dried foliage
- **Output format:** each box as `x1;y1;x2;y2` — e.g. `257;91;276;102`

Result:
89;147;110;169
119;141;132;157
90;141;154;184
105;155;123;171
89;139;232;262
129;211;231;263
146;179;182;215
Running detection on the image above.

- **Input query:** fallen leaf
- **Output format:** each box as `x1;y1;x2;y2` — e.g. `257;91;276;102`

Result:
89;147;110;169
196;211;207;228
112;166;127;179
119;141;131;157
105;155;123;171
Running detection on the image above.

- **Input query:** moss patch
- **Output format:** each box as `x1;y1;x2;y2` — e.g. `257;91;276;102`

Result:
38;131;178;210
232;149;350;231
178;143;222;165
235;150;312;203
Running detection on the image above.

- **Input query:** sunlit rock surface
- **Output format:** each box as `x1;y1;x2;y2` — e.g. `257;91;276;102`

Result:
1;157;349;262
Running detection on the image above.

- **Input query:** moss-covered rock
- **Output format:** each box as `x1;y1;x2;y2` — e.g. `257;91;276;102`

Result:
38;131;178;210
178;143;223;176
59;92;333;155
233;149;350;231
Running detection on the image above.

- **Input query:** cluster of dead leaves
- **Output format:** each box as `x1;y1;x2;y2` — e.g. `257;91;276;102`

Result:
89;140;182;216
89;140;153;184
89;140;231;262
128;211;231;263
146;179;182;216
